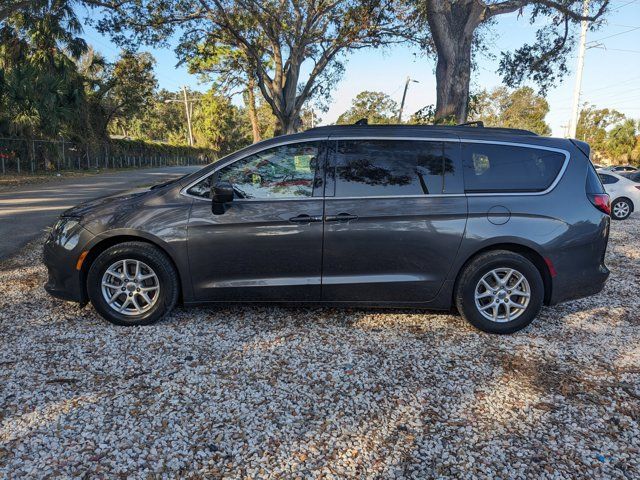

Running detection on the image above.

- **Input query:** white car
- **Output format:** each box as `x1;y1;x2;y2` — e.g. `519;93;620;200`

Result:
597;170;640;220
602;165;639;173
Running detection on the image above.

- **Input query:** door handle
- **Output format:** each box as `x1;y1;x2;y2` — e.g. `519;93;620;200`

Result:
289;214;322;223
325;213;358;222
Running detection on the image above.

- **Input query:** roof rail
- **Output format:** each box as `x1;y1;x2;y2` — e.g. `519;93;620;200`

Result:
304;124;538;136
456;121;484;128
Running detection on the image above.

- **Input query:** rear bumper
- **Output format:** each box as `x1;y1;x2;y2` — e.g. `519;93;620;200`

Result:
548;263;609;305
547;217;610;305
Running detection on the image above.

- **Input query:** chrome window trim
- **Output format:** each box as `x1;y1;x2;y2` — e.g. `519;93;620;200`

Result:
181;136;570;201
460;140;570;197
325;194;466;200
329;136;458;142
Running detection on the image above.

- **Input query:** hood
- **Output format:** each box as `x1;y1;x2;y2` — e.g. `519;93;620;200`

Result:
62;189;151;219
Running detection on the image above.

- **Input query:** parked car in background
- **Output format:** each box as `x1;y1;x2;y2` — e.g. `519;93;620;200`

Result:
597;170;640;220
620;170;640;183
44;125;611;334
603;165;639;173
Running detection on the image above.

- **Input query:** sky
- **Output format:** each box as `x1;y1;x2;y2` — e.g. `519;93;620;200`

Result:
77;1;640;137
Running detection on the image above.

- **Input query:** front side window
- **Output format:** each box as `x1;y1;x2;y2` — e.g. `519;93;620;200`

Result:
462;144;566;193
187;142;320;199
332;140;452;197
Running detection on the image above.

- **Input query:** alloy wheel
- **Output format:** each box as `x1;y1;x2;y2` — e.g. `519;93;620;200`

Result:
101;259;160;316
474;268;531;323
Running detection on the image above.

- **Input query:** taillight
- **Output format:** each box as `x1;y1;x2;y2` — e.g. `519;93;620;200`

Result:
635;186;640;191
588;193;611;215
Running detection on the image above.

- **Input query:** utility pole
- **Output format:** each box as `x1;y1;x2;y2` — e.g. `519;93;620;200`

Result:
182;85;194;146
397;77;419;123
568;0;590;139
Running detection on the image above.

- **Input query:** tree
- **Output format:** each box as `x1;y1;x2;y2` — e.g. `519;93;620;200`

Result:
188;42;264;143
102;51;157;136
409;0;610;123
117;89;187;144
0;0;89;166
606;119;637;163
337;91;398;125
86;0;403;135
192;89;249;152
470;86;551;135
576;104;625;157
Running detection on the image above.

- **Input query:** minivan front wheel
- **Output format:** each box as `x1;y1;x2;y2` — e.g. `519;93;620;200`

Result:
455;250;544;334
87;242;179;326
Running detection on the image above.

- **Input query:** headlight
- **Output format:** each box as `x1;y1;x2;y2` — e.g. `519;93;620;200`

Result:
51;217;82;250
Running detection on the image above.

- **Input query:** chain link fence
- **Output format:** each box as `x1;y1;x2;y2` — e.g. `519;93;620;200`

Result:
0;137;215;175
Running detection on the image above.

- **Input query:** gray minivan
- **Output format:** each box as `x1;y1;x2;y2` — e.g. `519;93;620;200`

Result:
44;125;611;333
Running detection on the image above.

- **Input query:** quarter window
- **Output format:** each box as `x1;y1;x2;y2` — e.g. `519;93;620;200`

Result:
332;140;453;197
462;144;566;193
187;142;320;199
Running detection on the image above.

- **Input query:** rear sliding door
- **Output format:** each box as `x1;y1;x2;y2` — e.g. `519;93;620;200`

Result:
321;138;467;303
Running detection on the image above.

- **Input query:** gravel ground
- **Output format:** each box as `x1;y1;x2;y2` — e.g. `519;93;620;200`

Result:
1;218;639;479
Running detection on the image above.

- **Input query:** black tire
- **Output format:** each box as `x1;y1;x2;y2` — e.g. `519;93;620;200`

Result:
86;242;179;326
611;198;632;220
455;250;544;334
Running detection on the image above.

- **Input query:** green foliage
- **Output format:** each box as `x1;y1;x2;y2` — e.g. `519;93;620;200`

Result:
577;105;638;164
605;120;637;163
192;90;248;152
337;91;398;125
576;105;625;153
0;0;89;141
0;1;164;146
87;0;405;134
470;86;551;135
104;51;157;136
408;105;435;125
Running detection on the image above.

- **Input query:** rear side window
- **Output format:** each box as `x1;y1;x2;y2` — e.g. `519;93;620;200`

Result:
586;166;606;194
332;140;455;197
462;143;566;193
598;173;619;185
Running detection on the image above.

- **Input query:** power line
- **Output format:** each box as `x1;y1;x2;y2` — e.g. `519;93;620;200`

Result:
610;0;639;11
593;46;640;53
587;25;640;43
582;75;640;94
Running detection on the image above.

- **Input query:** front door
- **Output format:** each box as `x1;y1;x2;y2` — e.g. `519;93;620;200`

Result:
321;138;467;303
186;140;326;301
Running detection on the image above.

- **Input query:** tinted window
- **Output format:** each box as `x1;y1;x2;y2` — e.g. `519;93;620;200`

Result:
332;140;452;197
598;173;619;185
627;172;640;183
462;144;566;193
586;165;605;194
188;142;320;199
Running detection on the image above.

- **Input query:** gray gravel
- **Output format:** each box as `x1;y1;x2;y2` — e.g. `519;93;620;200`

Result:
1;218;639;479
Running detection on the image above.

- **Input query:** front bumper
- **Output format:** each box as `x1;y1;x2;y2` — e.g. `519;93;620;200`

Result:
43;228;93;304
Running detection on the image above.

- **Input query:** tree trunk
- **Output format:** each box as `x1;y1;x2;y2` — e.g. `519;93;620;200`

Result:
274;114;300;136
427;0;484;124
246;77;261;143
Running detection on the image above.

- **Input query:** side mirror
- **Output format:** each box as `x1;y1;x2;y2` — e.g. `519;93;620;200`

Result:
211;181;234;215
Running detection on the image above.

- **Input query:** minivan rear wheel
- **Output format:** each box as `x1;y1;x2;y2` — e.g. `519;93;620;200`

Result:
87;242;179;326
455;250;544;334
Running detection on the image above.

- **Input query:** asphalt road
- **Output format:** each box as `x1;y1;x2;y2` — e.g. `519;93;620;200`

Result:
0;166;201;259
